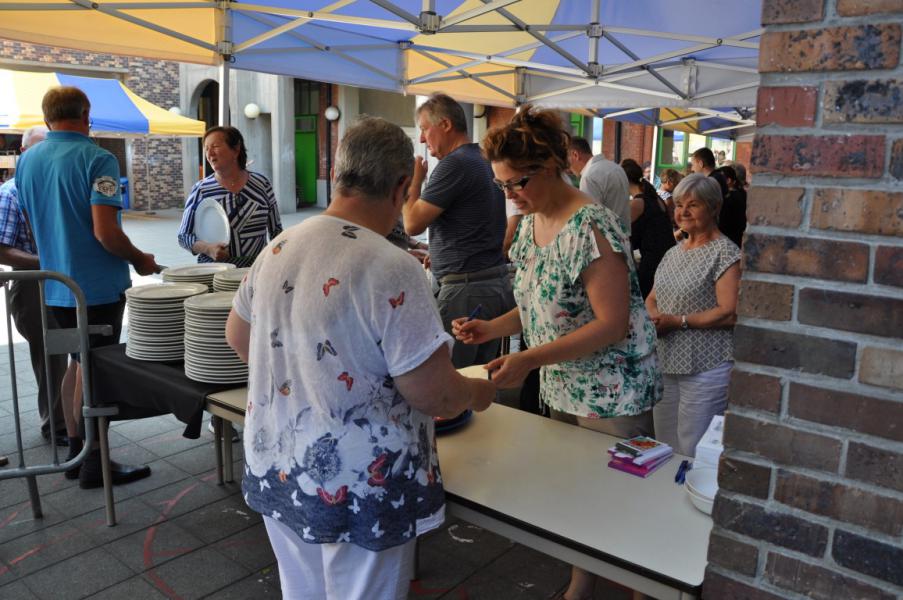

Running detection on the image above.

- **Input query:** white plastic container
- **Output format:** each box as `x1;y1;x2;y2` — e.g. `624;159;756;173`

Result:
694;415;725;468
685;466;719;516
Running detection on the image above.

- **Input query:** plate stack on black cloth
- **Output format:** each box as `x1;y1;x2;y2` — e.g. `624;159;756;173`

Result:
183;291;248;384
125;283;208;361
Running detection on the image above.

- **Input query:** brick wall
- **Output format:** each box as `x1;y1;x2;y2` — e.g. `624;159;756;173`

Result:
602;120;654;164
704;1;903;599
0;40;184;209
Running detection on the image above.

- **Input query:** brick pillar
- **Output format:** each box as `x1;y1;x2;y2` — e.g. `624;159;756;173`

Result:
703;2;903;599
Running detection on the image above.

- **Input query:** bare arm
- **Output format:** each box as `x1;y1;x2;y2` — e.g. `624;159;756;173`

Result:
403;156;444;236
630;196;644;223
225;309;251;363
453;306;522;345
394;345;495;418
0;244;39;269
91;205;160;275
654;262;741;334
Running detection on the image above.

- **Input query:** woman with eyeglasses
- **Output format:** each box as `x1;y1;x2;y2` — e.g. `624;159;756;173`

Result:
453;106;661;600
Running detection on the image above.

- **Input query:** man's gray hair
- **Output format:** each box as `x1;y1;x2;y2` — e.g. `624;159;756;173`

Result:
21;126;48;150
672;173;723;218
415;93;468;134
42;86;90;124
333;116;413;200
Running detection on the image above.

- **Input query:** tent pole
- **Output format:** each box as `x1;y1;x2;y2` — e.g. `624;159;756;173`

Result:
218;60;231;127
144;136;155;215
218;0;233;127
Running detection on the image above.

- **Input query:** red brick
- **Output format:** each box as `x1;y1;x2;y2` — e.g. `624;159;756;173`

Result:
824;79;903;124
729;370;782;414
833;530;903;586
708;532;759;577
789;382;903;442
751;135;885;178
742;234;869;283
891;139;903;180
723;412;842;472
837;0;903;16
761;0;825;23
875;246;903;287
718;454;772;499
756;86;818;127
846;441;903;493
860;346;903;391
798;288;903;338
765;553;896;600
811;188;903;236
737;280;793;321
703;570;785;600
713;496;829;556
746;187;803;228
774;470;903;535
734;325;857;379
759;25;901;72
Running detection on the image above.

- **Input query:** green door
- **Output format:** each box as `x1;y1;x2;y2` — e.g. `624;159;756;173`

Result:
295;115;317;206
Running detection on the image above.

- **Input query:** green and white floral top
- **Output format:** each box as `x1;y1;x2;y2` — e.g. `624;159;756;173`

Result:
509;203;662;418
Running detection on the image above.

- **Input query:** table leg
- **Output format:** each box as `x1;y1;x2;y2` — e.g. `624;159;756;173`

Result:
224;420;234;483
213;416;224;485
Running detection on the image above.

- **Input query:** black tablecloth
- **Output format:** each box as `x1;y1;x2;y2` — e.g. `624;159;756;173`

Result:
90;343;244;439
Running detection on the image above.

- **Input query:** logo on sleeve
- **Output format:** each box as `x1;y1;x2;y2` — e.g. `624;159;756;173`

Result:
93;176;118;197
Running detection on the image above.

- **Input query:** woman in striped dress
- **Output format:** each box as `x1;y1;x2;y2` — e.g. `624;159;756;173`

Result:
178;126;283;267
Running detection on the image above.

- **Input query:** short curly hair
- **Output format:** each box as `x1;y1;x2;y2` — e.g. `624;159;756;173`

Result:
481;105;570;173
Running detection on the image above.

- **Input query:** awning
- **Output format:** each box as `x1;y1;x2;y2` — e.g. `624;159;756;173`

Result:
0;1;761;110
0;68;206;136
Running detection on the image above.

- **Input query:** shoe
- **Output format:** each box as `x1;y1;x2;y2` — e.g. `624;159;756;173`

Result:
78;450;152;489
208;420;240;442
0;455;8;467
64;438;84;479
41;428;69;447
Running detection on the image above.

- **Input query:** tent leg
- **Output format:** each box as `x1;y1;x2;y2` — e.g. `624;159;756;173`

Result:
218;60;231;127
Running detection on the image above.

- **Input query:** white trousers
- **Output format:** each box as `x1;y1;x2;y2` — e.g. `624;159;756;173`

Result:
264;516;416;600
653;361;733;456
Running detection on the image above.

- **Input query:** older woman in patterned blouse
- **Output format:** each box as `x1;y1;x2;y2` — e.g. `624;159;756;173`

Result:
454;107;661;599
645;174;741;456
178;126;282;267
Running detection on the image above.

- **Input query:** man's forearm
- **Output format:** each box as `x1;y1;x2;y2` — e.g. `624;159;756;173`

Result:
0;245;40;269
96;229;143;264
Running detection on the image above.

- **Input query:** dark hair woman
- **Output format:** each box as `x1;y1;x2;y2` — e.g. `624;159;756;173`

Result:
453;106;661;600
622;158;675;299
177;126;283;267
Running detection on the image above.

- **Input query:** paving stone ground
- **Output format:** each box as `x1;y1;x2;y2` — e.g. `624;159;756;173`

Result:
0;209;627;599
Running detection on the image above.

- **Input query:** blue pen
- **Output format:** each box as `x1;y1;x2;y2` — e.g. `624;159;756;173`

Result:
466;304;483;321
675;460;690;484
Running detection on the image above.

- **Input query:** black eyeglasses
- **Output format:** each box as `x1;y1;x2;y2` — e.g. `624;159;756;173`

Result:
493;174;532;193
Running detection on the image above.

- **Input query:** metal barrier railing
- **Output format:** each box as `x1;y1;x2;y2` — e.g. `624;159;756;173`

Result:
0;270;119;526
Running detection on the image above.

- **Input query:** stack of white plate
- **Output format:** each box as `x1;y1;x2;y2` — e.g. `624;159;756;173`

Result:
183;291;247;384
212;268;249;293
125;283;208;361
162;263;236;292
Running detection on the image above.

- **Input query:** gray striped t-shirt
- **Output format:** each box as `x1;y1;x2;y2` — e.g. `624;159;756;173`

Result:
421;144;506;280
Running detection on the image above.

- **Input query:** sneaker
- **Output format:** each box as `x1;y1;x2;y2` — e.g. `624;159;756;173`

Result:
208;420;240;442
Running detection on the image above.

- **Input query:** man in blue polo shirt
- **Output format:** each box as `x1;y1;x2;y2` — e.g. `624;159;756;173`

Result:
16;86;160;489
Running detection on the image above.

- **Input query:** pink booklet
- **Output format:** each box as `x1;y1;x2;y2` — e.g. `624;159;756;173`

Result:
607;453;673;478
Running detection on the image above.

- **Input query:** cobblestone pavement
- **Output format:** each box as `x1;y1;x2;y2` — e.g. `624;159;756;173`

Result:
0;208;629;599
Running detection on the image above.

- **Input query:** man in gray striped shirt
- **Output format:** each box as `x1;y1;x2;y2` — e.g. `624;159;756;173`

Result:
403;93;514;368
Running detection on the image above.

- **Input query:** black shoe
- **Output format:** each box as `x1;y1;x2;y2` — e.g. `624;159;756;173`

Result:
41;428;69;447
64;438;84;480
78;450;152;489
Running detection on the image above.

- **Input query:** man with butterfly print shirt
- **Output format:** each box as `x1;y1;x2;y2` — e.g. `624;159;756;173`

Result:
226;116;495;600
403;93;515;368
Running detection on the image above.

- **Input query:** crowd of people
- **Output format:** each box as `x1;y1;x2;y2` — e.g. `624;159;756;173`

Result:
0;84;747;599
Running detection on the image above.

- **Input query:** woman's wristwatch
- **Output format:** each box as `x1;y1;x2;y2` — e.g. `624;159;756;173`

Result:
680;314;689;330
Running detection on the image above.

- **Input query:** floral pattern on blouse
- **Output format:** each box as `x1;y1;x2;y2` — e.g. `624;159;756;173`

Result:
508;203;661;418
233;215;452;551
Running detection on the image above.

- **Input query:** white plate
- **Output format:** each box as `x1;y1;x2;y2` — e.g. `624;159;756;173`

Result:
163;263;235;278
184;292;235;310
194;198;230;245
126;283;208;301
685;466;718;500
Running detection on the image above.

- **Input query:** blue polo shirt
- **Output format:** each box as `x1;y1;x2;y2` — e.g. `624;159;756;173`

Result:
15;131;131;307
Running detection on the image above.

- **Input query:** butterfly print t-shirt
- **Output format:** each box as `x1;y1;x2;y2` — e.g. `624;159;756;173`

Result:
233;214;453;551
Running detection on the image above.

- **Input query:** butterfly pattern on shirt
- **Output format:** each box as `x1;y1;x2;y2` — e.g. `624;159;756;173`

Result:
236;216;450;552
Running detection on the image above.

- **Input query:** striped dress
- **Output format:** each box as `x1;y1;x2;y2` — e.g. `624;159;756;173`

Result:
178;172;283;267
